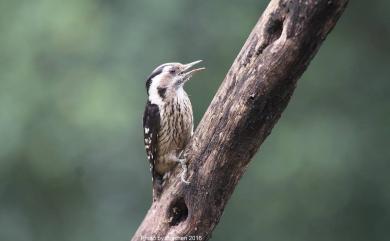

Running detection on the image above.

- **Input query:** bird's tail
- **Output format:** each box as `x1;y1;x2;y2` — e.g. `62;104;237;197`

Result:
152;174;163;201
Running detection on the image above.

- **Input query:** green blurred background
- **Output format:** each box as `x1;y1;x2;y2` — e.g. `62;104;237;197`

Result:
0;0;389;240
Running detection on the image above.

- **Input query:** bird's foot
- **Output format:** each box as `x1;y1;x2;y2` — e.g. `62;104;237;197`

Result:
177;151;190;184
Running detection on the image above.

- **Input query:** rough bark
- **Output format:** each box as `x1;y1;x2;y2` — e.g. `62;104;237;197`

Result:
132;0;348;240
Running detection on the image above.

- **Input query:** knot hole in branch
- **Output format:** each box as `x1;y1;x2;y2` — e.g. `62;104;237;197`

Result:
256;13;284;57
167;197;188;226
266;14;284;43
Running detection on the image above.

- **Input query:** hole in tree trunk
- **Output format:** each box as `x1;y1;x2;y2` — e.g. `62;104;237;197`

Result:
167;197;188;226
266;17;283;42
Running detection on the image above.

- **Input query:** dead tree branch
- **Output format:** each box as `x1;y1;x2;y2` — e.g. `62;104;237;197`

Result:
132;0;348;240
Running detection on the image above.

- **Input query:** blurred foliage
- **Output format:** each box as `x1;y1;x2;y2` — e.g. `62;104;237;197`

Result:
0;0;389;240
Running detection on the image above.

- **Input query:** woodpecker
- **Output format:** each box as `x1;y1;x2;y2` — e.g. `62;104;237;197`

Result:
143;60;205;198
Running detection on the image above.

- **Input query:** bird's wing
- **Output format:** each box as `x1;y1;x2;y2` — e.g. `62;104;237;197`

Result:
143;101;161;181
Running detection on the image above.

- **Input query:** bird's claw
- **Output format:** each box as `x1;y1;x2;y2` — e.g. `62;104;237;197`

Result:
178;157;190;184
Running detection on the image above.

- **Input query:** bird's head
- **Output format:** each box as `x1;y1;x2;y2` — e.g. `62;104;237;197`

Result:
146;60;205;97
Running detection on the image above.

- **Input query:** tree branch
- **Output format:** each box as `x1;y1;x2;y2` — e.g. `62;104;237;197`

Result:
132;0;348;240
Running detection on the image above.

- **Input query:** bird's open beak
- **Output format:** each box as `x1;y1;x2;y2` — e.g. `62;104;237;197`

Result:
180;60;205;80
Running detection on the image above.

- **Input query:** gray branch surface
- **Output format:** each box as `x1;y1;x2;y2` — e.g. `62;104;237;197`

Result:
132;0;348;240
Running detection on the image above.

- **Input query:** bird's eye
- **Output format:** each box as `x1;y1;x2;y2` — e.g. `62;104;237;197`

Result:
169;69;176;74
